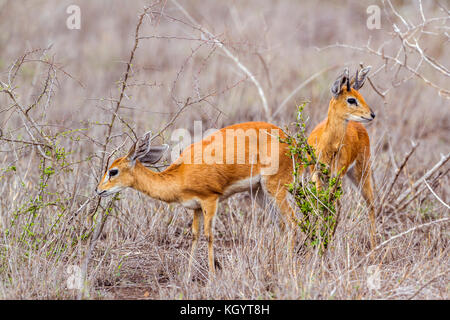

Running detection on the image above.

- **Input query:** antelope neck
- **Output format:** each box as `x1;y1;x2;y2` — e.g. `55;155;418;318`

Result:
132;162;180;203
322;100;348;152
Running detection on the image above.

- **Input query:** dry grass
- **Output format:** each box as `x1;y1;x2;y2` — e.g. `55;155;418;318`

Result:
0;0;448;299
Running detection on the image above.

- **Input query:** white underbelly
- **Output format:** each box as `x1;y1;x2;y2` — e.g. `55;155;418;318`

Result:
180;175;261;210
220;175;261;200
181;198;201;210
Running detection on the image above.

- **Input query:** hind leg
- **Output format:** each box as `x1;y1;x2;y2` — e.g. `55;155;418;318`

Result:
263;172;298;256
254;185;283;226
264;176;296;229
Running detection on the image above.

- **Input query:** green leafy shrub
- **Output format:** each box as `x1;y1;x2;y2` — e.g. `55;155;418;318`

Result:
282;103;343;253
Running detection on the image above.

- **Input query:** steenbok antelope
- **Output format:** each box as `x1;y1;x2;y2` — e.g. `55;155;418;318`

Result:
97;122;295;276
307;66;377;248
96;66;377;277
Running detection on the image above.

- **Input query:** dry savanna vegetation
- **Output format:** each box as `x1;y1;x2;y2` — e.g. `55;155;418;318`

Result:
0;0;448;299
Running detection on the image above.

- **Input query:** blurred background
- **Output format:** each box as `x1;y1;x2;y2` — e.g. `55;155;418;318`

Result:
0;0;448;299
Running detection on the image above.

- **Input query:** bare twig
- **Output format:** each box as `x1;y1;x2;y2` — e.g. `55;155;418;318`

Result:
171;0;271;120
395;152;450;206
424;179;449;209
370;217;449;253
377;141;419;215
79;6;152;300
273;64;341;117
394;167;449;213
317;1;450;98
408;271;447;300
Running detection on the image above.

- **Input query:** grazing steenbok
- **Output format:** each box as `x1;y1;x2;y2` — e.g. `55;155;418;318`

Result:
307;66;377;248
97;122;295;276
96;66;377;277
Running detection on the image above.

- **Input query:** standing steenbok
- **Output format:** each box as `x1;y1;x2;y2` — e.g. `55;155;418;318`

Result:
96;66;376;277
307;66;377;248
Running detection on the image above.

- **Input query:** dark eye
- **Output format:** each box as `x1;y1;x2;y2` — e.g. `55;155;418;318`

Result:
109;169;118;177
347;98;357;105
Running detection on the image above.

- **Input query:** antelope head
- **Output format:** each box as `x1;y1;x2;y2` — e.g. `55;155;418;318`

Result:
330;66;375;123
96;132;169;197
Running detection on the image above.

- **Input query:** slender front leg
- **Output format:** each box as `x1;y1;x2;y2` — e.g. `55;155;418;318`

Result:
201;197;219;276
187;208;202;280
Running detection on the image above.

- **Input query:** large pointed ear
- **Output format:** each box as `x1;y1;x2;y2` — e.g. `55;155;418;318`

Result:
137;144;169;166
126;131;152;166
352;66;371;90
126;131;169;166
331;68;350;98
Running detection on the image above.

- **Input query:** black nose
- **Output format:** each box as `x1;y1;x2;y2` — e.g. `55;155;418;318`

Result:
371;111;376;119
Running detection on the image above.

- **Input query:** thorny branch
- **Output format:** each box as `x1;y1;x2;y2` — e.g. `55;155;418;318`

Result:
78;5;153;300
170;0;271;120
317;1;450;97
